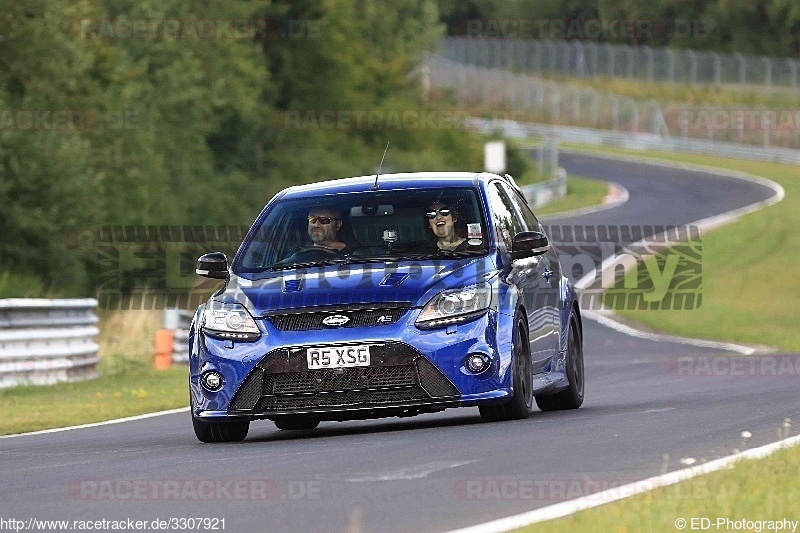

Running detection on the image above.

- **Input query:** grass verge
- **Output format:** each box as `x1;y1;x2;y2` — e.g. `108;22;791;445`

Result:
0;309;188;436
504;144;800;532
534;175;610;217
0;358;187;436
562;144;800;352
520;439;800;533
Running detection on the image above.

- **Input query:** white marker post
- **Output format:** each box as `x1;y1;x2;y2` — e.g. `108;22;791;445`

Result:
484;141;506;174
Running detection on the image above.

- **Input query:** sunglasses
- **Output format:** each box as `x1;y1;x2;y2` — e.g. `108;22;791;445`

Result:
425;208;452;219
308;215;341;225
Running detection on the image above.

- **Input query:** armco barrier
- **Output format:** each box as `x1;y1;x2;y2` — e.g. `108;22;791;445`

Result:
522;168;567;208
164;308;193;364
0;299;100;388
466;117;800;166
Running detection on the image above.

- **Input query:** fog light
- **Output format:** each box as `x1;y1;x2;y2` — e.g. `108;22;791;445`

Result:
201;371;224;391
465;354;490;374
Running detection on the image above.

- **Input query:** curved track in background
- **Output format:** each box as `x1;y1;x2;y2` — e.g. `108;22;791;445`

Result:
1;154;796;533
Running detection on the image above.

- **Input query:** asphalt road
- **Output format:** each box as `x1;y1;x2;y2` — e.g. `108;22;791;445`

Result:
1;154;796;533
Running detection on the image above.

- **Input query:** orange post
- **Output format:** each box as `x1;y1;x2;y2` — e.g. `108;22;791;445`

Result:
154;329;174;370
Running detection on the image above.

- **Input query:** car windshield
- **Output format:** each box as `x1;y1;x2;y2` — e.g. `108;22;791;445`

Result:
233;187;490;276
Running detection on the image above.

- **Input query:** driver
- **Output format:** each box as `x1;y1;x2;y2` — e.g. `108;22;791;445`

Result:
307;207;351;253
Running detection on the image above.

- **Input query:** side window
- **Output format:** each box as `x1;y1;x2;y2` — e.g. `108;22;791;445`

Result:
501;183;540;231
487;182;524;250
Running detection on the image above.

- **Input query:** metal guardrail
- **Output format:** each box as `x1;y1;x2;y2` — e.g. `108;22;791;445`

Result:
522;168;567;208
466;117;800;166
0;299;100;389
164;309;193;364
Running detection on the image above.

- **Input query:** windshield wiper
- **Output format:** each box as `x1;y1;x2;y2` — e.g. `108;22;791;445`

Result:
435;250;485;257
241;251;486;274
264;258;353;271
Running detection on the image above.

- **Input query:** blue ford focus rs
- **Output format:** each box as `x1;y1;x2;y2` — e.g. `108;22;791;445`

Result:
190;172;584;442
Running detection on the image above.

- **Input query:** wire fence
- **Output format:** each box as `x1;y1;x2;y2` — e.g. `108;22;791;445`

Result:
429;55;800;150
440;37;800;90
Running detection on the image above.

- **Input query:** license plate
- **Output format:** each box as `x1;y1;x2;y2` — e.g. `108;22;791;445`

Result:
307;345;371;370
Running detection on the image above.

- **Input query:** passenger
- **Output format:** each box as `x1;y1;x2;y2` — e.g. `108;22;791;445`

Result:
424;202;477;252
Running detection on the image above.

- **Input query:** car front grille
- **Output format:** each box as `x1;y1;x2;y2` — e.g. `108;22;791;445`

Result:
256;388;430;410
228;342;459;413
266;307;408;332
266;365;417;395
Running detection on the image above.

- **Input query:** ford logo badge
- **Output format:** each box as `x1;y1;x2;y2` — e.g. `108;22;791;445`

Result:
322;314;350;327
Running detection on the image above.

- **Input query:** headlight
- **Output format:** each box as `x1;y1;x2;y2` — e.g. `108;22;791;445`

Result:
416;283;492;330
201;302;261;341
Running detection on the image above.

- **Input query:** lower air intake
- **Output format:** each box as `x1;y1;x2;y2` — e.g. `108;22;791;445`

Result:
229;342;459;413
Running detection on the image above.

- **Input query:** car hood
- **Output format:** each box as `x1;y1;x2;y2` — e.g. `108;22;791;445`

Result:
216;256;499;315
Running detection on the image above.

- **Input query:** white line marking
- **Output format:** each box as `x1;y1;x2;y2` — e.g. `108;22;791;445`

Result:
560;147;786;207
0;407;189;439
540;181;630;220
346;460;477;482
567;152;784;355
583;310;756;355
446;433;800;533
443;151;788;533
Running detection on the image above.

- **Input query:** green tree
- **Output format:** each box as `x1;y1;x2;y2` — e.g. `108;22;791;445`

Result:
0;0;108;293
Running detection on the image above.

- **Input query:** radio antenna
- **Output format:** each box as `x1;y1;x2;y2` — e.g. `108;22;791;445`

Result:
372;141;390;190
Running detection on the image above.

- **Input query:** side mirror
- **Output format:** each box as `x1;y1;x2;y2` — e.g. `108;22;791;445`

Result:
511;231;550;260
196;252;228;279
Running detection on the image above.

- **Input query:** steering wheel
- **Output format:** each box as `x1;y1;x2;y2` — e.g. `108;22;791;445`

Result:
348;245;385;256
298;246;340;255
287;246;342;260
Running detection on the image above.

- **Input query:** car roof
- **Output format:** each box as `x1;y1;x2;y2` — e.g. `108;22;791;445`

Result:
279;172;505;199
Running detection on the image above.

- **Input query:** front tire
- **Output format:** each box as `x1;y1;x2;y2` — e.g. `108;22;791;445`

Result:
535;309;584;411
479;313;532;422
191;399;250;443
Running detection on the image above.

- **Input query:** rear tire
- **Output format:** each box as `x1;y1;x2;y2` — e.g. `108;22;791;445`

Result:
479;313;532;422
274;416;320;431
535;309;584;411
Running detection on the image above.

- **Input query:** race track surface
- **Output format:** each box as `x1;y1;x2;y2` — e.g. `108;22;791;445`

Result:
1;154;795;533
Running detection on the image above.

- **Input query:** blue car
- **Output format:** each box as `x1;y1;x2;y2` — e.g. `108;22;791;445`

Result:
190;172;584;442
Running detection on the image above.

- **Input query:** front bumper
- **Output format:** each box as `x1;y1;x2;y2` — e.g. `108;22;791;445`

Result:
190;309;514;421
228;341;458;416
